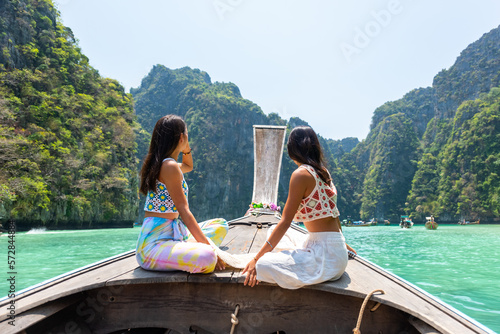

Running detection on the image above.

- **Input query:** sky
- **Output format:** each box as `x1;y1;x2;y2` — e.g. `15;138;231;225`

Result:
52;0;500;140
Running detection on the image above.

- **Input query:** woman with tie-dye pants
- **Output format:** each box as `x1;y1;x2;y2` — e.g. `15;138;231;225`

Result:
136;115;228;274
136;217;228;273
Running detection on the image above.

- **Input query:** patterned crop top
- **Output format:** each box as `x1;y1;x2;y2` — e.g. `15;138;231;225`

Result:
144;158;188;213
294;164;340;222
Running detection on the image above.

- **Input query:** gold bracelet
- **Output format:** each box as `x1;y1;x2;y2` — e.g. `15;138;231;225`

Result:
183;149;192;155
254;257;258;262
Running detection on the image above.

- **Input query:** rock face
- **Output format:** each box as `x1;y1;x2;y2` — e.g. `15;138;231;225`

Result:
131;65;282;221
3;0;497;226
342;25;500;222
0;0;139;228
433;26;500;120
132;24;500;224
0;0;57;69
131;66;359;222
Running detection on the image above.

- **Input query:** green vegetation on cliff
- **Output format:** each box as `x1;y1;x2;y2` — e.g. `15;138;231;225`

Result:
132;65;284;221
444;90;500;218
342;25;500;222
407;89;500;220
131;66;359;221
0;0;139;227
1;0;498;226
359;113;419;220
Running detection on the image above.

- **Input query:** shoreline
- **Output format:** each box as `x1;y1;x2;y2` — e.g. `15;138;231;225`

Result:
3;219;500;232
1;220;135;232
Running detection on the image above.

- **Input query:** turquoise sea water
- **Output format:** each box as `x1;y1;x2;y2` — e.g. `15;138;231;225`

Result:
0;224;499;332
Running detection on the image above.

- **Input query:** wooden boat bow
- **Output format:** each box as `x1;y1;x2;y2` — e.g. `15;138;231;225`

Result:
0;214;493;334
0;125;493;334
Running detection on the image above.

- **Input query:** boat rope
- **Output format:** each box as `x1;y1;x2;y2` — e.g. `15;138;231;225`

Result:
229;304;240;334
352;289;385;334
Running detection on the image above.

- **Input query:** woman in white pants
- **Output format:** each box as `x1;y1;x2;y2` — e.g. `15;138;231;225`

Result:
243;126;356;289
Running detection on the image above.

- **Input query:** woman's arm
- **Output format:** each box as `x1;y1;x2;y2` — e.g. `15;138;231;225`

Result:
335;216;356;254
161;160;225;270
160;161;205;243
180;145;193;173
243;168;309;286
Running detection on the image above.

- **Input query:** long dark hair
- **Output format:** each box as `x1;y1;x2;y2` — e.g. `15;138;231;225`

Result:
140;115;186;195
287;126;331;184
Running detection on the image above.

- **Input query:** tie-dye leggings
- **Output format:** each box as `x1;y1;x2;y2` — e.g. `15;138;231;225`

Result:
136;217;228;274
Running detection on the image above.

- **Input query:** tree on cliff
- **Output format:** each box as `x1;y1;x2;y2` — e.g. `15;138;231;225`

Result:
0;0;139;227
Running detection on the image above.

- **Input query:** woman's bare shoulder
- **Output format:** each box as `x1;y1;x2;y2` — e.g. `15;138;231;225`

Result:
160;159;182;178
291;166;314;182
289;166;315;197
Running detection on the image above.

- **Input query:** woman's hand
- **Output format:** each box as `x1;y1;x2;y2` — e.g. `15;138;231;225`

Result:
346;243;357;254
242;259;259;287
182;145;191;155
216;255;226;271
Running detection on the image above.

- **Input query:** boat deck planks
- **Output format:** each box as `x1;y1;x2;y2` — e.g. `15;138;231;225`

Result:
188;223;259;284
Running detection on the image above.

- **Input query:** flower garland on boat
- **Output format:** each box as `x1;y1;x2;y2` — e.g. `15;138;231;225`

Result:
249;202;281;212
